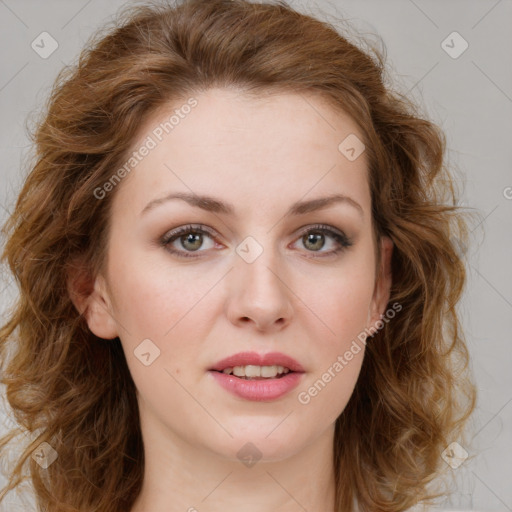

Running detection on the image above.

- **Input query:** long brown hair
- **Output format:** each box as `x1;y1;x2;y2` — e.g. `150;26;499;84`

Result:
0;1;476;510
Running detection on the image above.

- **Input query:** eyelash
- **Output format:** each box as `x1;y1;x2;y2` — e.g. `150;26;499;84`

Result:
160;223;353;260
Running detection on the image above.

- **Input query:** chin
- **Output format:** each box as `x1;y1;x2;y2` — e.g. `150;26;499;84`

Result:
202;422;309;463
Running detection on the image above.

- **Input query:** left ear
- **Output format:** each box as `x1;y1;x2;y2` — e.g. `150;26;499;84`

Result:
368;235;393;328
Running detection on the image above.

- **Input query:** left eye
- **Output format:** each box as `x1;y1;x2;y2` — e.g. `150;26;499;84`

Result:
293;225;353;256
160;224;353;259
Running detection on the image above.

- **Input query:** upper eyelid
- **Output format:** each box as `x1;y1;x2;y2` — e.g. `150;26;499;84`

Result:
163;222;345;237
161;223;350;246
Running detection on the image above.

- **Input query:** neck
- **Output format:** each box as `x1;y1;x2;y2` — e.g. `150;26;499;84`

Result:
130;410;337;512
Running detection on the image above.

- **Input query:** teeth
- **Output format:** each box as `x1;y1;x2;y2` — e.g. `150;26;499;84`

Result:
221;365;290;378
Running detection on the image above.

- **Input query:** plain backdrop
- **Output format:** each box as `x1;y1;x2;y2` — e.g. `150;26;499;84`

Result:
0;1;511;511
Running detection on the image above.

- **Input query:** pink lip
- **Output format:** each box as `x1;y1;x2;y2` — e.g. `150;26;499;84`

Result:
208;351;305;402
209;351;305;373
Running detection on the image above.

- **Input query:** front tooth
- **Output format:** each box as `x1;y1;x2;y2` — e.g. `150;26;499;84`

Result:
233;366;246;377
260;365;279;378
244;365;261;378
230;365;289;378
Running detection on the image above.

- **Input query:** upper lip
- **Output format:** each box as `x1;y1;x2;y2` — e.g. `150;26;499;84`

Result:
209;351;305;373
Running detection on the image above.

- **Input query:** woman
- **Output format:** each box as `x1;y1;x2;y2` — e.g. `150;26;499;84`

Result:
0;0;476;511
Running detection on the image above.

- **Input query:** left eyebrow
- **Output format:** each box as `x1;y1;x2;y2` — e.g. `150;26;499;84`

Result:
140;192;364;218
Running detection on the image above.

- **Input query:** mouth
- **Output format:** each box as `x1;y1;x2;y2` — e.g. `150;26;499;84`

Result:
208;352;305;401
212;364;294;380
209;351;305;375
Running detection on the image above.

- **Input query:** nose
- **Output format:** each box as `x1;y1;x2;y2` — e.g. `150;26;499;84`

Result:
225;250;294;333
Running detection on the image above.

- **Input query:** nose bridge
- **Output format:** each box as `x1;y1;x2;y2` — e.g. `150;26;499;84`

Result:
235;232;285;297
226;231;293;329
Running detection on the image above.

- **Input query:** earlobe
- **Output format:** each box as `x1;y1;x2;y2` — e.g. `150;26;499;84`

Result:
67;261;119;340
368;236;394;329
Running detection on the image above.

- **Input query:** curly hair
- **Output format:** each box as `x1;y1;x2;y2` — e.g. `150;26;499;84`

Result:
0;0;476;511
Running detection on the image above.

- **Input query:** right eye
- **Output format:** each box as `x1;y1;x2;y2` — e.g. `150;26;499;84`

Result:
160;224;219;258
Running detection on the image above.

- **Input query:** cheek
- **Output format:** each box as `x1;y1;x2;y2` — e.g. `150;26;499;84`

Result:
313;264;375;341
298;349;364;428
107;253;221;395
108;252;214;340
300;263;374;408
296;276;371;420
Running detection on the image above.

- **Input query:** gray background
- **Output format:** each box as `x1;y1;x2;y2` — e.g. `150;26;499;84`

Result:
0;1;511;511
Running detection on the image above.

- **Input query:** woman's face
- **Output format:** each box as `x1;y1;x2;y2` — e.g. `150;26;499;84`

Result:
82;87;392;462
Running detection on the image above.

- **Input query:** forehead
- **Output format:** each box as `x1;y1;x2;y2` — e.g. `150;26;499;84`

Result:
112;87;371;219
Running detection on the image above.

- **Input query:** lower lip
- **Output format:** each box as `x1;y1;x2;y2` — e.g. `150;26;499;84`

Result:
209;371;304;401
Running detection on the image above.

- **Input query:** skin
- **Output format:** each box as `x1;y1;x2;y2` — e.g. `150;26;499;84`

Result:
69;87;393;512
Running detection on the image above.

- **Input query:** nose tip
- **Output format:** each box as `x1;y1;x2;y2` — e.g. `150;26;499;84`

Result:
226;260;293;332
